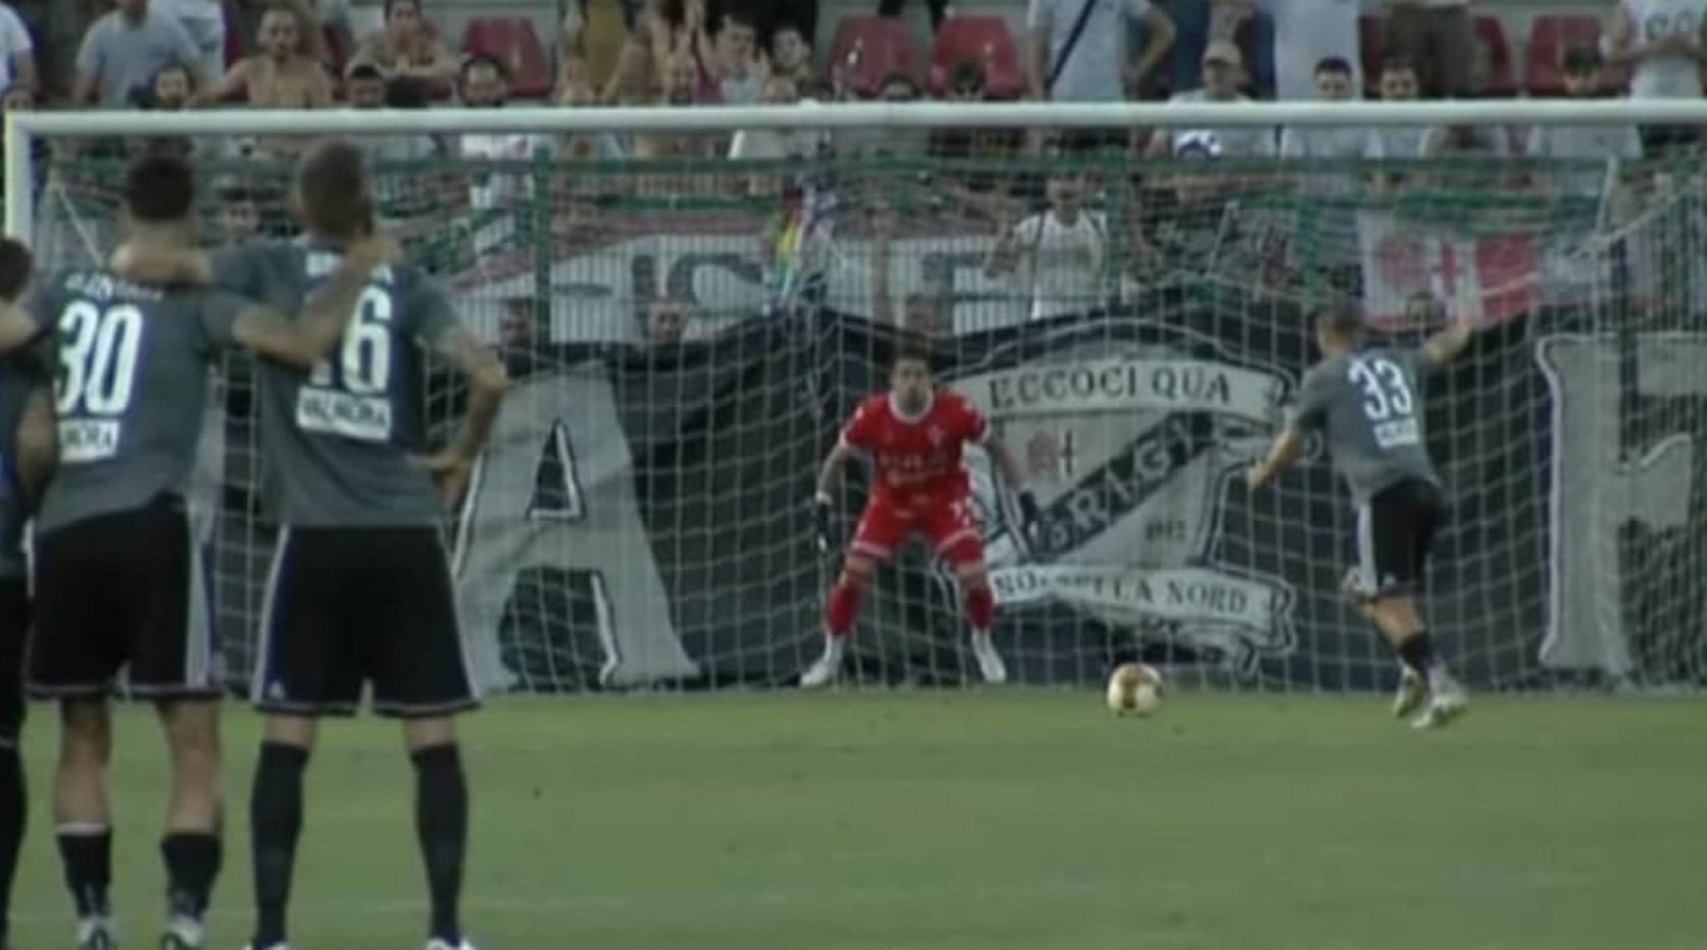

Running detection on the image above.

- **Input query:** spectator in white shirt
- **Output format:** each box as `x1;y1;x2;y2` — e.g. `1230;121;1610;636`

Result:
457;55;549;252
1526;46;1642;197
1281;57;1382;161
1371;57;1428;161
1609;0;1707;157
0;2;35;92
1149;40;1276;159
986;172;1110;321
1026;0;1176;149
75;0;206;107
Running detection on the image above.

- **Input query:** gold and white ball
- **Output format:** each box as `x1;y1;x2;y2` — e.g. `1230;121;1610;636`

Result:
1105;663;1164;716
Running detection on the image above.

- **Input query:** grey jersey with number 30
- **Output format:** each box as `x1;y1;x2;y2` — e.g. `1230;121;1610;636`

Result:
26;270;245;534
1290;346;1442;504
211;241;458;527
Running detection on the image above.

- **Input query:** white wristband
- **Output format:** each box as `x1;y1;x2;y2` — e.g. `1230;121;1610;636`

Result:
814;491;832;505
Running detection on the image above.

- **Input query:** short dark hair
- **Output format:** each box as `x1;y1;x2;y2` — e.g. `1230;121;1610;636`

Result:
892;337;935;371
385;75;431;108
0;237;32;302
346;62;384;83
1380;55;1417;76
459;52;509;88
1315;305;1366;342
124;152;197;223
294;138;372;238
1562;46;1603;75
948;59;986;93
1314;56;1353;78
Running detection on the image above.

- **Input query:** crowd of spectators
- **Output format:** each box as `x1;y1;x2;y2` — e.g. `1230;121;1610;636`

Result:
0;0;1695;342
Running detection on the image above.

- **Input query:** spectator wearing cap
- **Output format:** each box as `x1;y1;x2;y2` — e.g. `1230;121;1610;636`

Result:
1380;0;1474;99
1526;47;1641;198
1025;0;1175;146
1149;40;1275;159
75;0;206;107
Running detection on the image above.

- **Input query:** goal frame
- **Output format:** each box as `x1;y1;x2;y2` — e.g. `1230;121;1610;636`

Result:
5;98;1701;241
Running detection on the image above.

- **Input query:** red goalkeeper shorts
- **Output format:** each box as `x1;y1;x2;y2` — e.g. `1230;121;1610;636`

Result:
849;491;985;567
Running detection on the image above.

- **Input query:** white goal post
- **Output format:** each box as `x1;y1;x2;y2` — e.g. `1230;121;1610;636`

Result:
3;99;1703;694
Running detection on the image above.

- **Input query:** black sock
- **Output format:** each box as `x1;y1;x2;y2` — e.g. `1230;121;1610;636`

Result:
1396;630;1438;676
55;825;111;920
0;745;24;943
161;831;222;921
413;743;468;945
250;742;309;948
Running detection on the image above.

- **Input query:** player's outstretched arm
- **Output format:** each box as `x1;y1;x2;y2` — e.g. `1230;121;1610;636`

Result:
1421;306;1480;368
230;235;399;368
812;442;855;552
1246;426;1306;492
984;437;1042;536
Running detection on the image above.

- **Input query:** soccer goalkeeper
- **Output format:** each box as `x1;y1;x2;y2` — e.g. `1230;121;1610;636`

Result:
1246;304;1477;729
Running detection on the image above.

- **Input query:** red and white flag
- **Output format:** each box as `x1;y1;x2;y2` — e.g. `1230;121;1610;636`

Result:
1358;211;1541;328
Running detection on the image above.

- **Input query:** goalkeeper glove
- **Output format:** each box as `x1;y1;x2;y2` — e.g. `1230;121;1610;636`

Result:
813;492;835;553
1017;489;1042;540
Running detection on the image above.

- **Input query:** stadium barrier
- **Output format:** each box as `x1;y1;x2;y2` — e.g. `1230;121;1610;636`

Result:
3;102;1704;693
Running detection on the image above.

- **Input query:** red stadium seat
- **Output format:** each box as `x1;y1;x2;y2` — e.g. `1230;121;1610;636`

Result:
1525;15;1604;96
1358;15;1384;95
928;15;1024;100
828;16;922;97
1474;16;1517;96
463;16;553;99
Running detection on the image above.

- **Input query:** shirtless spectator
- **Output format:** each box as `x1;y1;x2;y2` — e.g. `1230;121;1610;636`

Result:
200;3;333;111
349;0;457;87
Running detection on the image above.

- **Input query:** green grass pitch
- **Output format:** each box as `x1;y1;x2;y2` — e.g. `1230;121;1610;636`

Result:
6;691;1705;950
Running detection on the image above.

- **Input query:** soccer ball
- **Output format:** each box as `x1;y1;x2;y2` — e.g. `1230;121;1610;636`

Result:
1106;663;1164;716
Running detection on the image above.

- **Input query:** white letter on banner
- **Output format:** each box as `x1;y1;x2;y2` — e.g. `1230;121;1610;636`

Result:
1535;334;1704;678
451;365;699;689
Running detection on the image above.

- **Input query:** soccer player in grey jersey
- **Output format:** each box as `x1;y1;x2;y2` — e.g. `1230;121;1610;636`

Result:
116;140;509;950
0;237;54;950
1246;305;1480;729
1;154;388;950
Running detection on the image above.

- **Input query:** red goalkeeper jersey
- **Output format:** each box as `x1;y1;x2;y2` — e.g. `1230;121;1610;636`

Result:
839;389;989;504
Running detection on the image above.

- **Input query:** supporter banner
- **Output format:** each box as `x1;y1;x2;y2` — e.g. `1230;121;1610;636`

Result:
1357;211;1543;326
202;295;1705;692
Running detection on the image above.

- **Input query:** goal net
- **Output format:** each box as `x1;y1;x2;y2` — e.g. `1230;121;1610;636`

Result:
7;103;1705;694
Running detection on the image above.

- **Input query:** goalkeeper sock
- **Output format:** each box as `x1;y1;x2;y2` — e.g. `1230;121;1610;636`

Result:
161;830;221;921
250;741;309;949
0;745;23;943
1395;631;1441;679
964;583;995;632
412;743;468;946
825;580;863;637
55;824;111;920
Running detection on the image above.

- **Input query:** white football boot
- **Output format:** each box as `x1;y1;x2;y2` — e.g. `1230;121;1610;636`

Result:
76;917;117;950
160;915;204;950
1391;668;1427;719
969;631;1008;685
1410;677;1469;730
427;939;480;950
799;634;846;688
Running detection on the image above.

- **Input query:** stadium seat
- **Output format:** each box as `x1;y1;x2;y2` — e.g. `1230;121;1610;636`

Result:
1358;16;1384;95
463;16;554;99
1525;15;1604;96
1474;16;1516;96
828;16;922;97
928;15;1024;99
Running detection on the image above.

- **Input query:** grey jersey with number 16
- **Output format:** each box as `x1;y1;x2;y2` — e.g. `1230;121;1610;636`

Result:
27;270;245;534
211;241;458;527
1290;345;1442;504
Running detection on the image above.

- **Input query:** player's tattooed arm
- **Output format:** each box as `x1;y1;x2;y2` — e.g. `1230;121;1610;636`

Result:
1421;305;1480;368
231;235;398;367
1246;426;1306;492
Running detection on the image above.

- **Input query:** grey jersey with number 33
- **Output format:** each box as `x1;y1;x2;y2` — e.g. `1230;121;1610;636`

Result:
1290;346;1442;504
27;270;245;534
211;241;458;527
